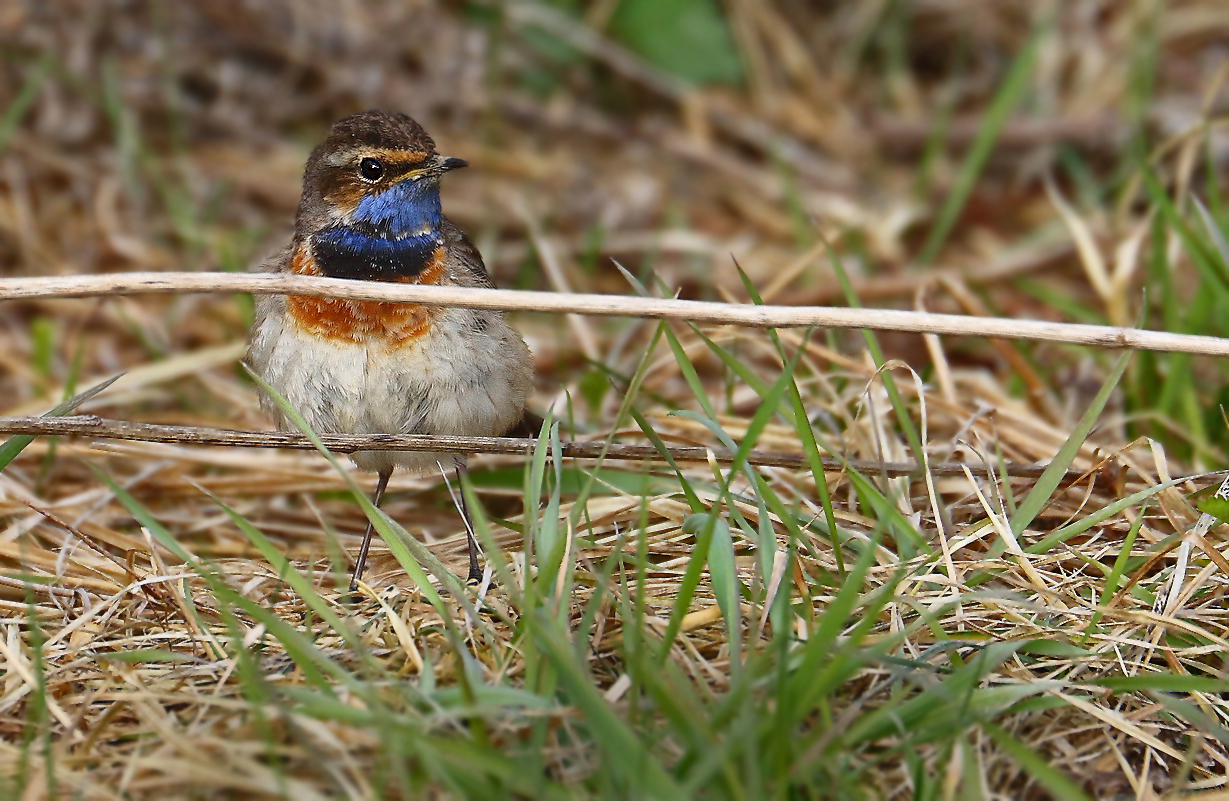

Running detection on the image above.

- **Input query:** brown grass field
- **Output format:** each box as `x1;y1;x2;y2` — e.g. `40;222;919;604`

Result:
3;1;1229;798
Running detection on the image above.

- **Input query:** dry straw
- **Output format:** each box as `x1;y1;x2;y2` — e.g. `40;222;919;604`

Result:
4;271;1229;355
0;413;1078;479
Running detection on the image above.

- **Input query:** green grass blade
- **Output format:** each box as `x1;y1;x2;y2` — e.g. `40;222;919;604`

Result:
0;373;123;472
732;260;844;574
88;464;358;690
0;56;52;157
531;609;682;799
204;489;366;646
982;722;1092;801
916;25;1043;265
1010;349;1131;537
1027;473;1188;554
1080;501;1147;643
1195;195;1229;269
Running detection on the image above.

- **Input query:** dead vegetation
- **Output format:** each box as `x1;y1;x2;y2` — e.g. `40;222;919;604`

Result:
2;1;1229;798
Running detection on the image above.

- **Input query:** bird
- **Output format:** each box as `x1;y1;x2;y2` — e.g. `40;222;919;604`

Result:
246;110;535;592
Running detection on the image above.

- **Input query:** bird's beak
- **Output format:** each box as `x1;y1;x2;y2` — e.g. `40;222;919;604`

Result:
436;155;468;173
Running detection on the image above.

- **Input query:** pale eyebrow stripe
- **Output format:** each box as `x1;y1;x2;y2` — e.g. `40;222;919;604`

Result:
324;146;430;168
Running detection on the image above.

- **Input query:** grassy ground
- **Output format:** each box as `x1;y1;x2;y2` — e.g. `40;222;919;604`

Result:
2;1;1229;798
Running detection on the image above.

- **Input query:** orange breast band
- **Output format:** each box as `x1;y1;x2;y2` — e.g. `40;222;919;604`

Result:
286;244;446;345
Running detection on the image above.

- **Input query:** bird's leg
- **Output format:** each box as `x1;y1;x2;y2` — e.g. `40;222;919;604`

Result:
454;456;483;584
349;468;393;594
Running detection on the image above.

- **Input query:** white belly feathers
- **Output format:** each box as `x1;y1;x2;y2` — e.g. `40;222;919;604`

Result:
247;302;533;474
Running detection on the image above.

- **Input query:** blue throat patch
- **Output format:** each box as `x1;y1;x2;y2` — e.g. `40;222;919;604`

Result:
314;179;444;281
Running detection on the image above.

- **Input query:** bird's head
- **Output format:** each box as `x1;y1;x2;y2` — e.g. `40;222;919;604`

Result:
294;111;467;281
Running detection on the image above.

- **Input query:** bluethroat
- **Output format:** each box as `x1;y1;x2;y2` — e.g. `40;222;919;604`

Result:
247;111;535;592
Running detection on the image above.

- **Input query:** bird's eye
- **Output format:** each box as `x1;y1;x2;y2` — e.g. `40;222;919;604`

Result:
358;158;385;182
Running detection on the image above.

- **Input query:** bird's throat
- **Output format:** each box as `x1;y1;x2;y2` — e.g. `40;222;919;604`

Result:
313;226;442;281
312;179;446;281
286;178;450;342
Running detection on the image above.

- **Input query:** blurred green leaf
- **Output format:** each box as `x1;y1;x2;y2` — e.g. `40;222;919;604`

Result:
578;367;609;414
1016;640;1092;657
98;650;199;664
610;0;742;86
1196;496;1229;525
30;318;55;379
1094;674;1229;693
706;514;741;660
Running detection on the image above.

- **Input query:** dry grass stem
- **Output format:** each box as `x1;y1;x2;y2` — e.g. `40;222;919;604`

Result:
3;272;1229;356
0;414;1091;479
